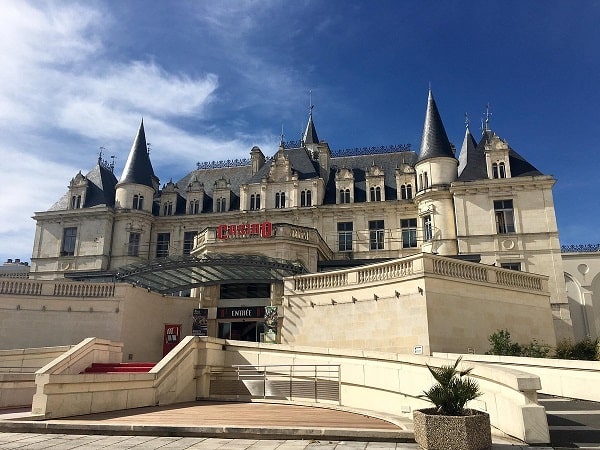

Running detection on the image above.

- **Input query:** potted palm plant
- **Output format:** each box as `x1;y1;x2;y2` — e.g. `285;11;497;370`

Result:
413;357;491;450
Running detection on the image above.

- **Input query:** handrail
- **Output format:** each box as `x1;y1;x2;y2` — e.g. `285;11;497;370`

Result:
209;364;341;404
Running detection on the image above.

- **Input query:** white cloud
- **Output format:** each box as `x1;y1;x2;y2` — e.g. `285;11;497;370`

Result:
0;1;287;263
0;147;76;236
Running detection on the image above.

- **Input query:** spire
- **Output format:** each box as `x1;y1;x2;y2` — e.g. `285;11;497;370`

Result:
303;92;319;145
118;119;156;188
417;90;455;162
457;115;477;176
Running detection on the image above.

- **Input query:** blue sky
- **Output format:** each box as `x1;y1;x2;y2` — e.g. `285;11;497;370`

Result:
1;1;599;264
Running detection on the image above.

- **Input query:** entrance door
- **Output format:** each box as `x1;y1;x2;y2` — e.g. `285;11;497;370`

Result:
218;321;265;342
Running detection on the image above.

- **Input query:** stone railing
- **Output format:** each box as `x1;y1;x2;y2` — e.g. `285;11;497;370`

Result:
294;271;349;291
290;253;546;293
292;257;416;291
0;279;43;296
432;258;487;282
53;282;115;297
496;270;542;291
357;259;414;283
0;279;116;298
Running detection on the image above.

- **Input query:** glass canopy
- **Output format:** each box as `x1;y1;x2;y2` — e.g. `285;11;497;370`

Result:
114;253;306;295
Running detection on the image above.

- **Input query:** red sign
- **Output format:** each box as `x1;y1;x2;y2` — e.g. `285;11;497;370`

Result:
163;324;181;356
217;222;273;240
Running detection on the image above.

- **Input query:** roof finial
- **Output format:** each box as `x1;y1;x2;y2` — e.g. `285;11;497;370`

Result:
309;89;314;115
484;103;491;131
464;113;469;130
98;146;105;164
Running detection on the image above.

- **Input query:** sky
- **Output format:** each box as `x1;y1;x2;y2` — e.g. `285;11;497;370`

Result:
1;0;599;264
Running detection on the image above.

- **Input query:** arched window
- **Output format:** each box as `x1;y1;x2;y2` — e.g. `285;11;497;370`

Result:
301;190;312;207
498;162;506;178
133;194;144;210
339;189;350;204
71;195;81;209
250;193;261;210
189;199;200;214
216;198;226;212
492;162;498;178
406;184;412;199
370;186;381;201
423;172;429;189
163;202;173;216
418;174;423;191
275;192;286;208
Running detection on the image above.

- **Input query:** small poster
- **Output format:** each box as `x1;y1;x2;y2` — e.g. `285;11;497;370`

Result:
265;306;278;330
192;308;208;336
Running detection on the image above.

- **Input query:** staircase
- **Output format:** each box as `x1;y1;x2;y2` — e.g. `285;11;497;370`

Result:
81;362;155;374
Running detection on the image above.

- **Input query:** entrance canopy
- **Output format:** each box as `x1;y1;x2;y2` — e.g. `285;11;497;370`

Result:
115;253;306;294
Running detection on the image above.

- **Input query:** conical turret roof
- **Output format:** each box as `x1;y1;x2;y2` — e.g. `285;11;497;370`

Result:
417;90;455;162
118;119;155;188
457;125;477;176
303;111;319;145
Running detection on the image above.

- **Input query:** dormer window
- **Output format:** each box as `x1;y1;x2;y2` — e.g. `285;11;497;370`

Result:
369;186;382;202
400;184;412;200
70;195;82;209
300;190;312;207
189;199;200;214
133;194;144;210
275;192;286;208
339;189;350;204
216;197;226;212
492;162;506;179
162;201;173;216
250;193;261;210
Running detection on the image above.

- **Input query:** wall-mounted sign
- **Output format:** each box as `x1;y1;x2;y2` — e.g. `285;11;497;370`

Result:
413;345;424;355
218;306;265;320
217;222;273;240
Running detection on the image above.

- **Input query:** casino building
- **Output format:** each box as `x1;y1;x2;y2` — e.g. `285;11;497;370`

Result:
26;90;572;348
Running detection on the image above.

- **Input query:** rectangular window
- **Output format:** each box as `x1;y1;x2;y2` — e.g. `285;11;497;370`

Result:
401;218;418;248
369;220;385;250
337;222;353;252
500;262;521;271
183;231;197;255
494;199;515;234
61;227;77;256
156;232;170;258
128;232;141;257
423;215;433;241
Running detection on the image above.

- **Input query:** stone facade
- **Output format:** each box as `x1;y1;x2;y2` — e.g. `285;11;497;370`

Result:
28;91;573;341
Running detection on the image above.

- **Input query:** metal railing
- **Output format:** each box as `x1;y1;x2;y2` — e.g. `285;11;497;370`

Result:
209;364;341;404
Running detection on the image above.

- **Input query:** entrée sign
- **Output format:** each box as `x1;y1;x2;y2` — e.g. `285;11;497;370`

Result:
217;221;273;240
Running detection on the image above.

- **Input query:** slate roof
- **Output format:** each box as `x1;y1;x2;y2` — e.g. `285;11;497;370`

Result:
48;163;118;211
303;112;319;145
118;120;156;188
417;90;456;162
457;126;477;177
457;129;543;181
324;151;418;204
175;165;254;213
248;147;320;184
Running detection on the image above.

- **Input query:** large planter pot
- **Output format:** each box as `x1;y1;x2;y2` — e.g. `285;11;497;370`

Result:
413;408;492;450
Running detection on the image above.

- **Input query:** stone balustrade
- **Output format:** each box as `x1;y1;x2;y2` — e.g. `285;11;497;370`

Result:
291;253;546;293
0;279;116;298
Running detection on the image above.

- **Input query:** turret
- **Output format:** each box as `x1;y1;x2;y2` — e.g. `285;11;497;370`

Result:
115;120;158;213
414;90;458;255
